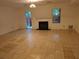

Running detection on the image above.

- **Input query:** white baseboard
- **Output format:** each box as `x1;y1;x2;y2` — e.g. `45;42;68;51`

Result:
0;28;19;35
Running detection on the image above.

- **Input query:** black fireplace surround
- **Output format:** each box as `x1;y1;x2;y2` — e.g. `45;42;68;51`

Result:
38;21;49;30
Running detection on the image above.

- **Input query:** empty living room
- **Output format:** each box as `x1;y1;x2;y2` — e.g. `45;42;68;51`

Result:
0;0;79;59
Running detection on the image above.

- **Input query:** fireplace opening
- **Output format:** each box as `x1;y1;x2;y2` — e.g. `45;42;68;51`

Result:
38;21;49;30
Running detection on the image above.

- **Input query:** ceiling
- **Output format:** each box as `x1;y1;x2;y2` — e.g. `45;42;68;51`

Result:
0;0;79;7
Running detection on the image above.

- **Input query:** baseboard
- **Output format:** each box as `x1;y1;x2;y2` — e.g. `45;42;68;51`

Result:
0;28;19;36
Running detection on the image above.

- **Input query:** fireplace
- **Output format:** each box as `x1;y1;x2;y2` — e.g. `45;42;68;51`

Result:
38;21;48;30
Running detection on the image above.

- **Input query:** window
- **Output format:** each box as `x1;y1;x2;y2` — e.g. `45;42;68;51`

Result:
52;8;61;23
25;10;32;29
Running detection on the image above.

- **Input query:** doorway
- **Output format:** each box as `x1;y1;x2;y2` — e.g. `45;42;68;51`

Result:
25;10;32;29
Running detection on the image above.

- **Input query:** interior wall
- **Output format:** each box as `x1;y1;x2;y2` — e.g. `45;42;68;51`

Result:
74;7;79;33
0;2;78;35
30;3;76;29
18;8;26;29
17;3;76;30
0;6;20;35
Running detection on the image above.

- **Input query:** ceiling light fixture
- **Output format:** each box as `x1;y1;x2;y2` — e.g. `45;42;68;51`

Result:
29;4;36;8
27;0;43;3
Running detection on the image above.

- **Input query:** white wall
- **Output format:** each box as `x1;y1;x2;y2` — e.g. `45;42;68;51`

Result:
73;6;79;33
28;3;76;29
13;3;77;30
0;6;20;35
0;3;77;33
17;8;26;29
